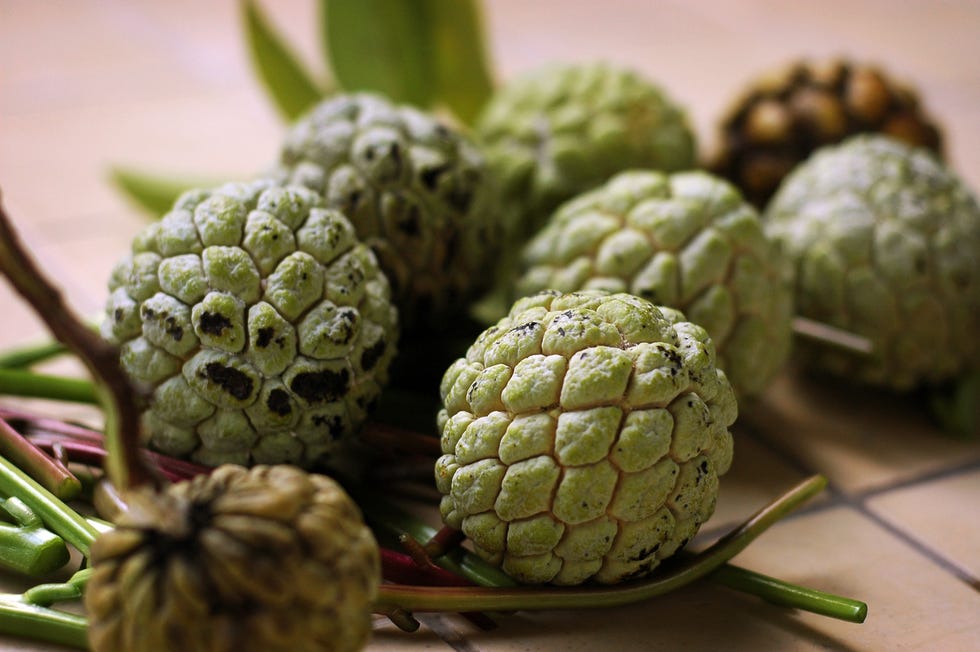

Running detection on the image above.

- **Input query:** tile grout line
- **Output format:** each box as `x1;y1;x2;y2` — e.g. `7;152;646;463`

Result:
850;499;980;592
737;416;980;593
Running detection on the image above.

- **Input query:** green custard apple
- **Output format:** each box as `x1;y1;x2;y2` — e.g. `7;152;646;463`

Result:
476;62;697;246
516;170;793;399
102;180;399;470
270;93;500;330
435;290;737;585
765;134;980;389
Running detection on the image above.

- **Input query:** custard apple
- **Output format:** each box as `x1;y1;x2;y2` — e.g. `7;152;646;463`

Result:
102;180;399;469
270;93;500;330
476;62;697;245
711;58;944;208
86;465;380;652
435;290;736;585
765;134;980;389
516;170;793;398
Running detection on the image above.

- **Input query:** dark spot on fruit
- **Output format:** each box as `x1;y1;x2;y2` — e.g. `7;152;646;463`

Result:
266;389;292;416
398;205;421;236
557;327;566;337
511;321;540;335
256;327;274;348
627;544;660;563
421;164;450;192
312;414;343;439
203;362;253;400
164;316;183;342
290;368;351;403
198;311;232;336
114;308;124;323
360;338;386;372
622;560;655;581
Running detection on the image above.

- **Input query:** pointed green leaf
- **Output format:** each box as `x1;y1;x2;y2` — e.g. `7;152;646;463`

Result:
110;167;215;217
321;0;435;107
424;0;495;124
243;0;325;120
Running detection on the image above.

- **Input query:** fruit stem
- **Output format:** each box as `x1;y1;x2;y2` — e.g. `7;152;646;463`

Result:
373;475;866;623
0;417;81;501
0;595;88;649
0;453;98;557
0;568;92;649
709;563;867;623
792;317;873;355
0;197;156;491
0;368;98;405
0;340;68;369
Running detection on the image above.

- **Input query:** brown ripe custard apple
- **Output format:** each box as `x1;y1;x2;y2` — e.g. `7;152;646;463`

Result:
476;62;697;245
516;170;793;399
85;465;380;652
765;135;980;390
435;290;737;585
102;180;398;470
711;58;944;208
271;93;500;330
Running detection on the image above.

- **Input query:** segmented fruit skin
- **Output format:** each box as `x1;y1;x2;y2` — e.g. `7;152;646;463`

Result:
765;135;980;390
271;93;500;330
436;290;736;585
103;180;398;470
85;465;380;652
476;62;697;246
516;170;793;398
711;58;944;208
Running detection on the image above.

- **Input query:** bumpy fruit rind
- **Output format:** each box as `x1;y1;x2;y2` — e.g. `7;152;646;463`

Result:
103;180;398;469
765;134;980;389
476;62;697;245
436;290;737;585
517;170;793;398
271;93;500;329
85;465;380;652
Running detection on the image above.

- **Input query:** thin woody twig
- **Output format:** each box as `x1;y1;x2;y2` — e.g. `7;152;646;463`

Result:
0;195;156;490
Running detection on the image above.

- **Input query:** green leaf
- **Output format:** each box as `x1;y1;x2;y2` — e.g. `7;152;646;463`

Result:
243;0;325;120
110;167;212;217
424;0;495;124
321;0;435;108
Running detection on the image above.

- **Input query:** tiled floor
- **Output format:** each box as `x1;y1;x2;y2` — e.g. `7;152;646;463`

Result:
1;1;978;650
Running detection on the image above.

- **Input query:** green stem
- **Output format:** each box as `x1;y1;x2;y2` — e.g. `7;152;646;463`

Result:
0;340;68;369
23;568;92;607
0;368;98;405
373;476;859;617
0;454;99;557
0;595;88;649
709;564;867;623
0;416;81;501
0;497;71;576
356;491;517;588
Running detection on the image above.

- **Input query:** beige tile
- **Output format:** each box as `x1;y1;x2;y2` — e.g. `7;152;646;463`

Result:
368;615;454;651
743;367;980;495
867;468;980;581
0;89;282;227
456;507;980;650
